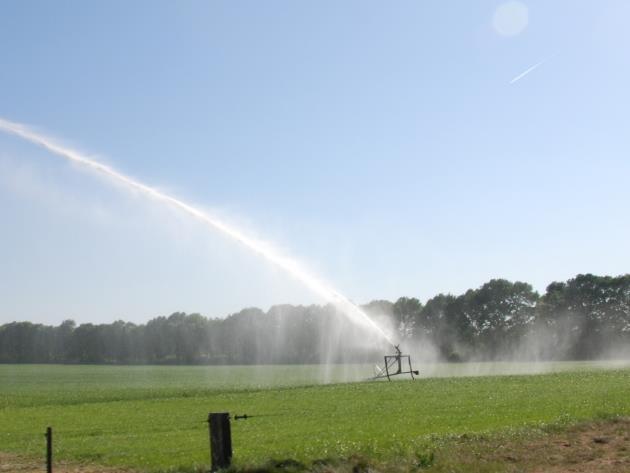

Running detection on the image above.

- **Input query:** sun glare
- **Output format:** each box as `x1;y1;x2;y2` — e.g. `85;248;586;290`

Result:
493;1;529;37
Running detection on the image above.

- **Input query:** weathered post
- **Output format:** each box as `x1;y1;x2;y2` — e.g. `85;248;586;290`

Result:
45;426;53;473
208;412;232;472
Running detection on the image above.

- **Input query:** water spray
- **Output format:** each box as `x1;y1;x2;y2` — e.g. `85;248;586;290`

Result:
0;117;395;347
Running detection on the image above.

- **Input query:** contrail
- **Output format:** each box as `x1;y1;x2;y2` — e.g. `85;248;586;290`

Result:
510;58;547;84
0;117;394;345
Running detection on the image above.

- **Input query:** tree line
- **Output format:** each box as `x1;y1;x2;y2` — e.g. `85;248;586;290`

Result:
1;273;628;364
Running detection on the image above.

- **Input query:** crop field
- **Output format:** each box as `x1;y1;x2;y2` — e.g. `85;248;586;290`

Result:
1;362;630;472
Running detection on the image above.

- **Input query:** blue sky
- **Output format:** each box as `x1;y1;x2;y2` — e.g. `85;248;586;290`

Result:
1;1;629;324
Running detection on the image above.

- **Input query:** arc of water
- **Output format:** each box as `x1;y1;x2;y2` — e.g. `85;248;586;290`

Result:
0;117;394;345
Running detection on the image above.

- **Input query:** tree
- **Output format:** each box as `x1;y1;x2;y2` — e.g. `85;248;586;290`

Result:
392;297;423;340
457;279;538;357
0;273;627;364
538;274;630;359
417;294;459;360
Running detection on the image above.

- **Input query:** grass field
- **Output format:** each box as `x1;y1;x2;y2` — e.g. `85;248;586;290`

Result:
1;362;629;472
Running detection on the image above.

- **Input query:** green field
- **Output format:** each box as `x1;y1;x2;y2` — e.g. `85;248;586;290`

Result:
1;362;629;472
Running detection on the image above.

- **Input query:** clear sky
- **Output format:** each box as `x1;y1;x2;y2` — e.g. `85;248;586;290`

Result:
1;1;629;325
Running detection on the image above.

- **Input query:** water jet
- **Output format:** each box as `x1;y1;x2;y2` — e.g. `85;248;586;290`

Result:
0;117;395;349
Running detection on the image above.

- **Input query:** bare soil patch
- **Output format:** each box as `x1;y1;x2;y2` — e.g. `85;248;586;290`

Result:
436;417;630;473
0;452;133;473
518;418;630;473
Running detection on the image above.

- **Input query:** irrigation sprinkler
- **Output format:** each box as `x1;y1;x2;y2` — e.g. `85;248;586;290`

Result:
372;345;419;381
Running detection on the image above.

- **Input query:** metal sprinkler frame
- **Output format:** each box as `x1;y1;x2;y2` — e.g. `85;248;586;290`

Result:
372;345;419;381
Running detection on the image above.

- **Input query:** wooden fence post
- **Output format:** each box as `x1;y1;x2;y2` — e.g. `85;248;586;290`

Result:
45;426;53;473
208;412;232;471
